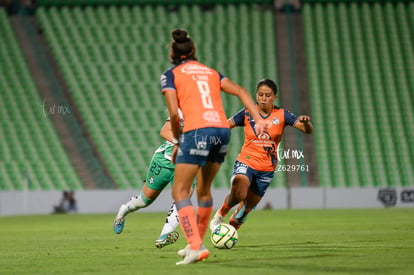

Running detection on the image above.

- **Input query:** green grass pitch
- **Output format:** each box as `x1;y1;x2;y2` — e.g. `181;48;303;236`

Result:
0;208;413;274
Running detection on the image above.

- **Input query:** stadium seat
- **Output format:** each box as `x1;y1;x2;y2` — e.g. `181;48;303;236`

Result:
0;8;83;191
35;3;279;189
303;2;414;187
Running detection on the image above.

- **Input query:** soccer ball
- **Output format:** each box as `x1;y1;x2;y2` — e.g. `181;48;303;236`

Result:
210;223;238;249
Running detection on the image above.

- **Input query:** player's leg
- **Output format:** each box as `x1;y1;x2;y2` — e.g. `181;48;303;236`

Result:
229;190;260;230
175;127;229;264
174;163;210;265
156;167;197;243
114;154;173;234
113;184;163;234
175;165;216;265
173;163;201;249
226;174;251;211
117;184;163;217
196;161;222;240
210;172;250;231
155;180;196;248
229;170;274;230
154;203;180;248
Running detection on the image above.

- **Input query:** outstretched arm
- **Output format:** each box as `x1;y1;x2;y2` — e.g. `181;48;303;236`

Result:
227;118;237;129
221;79;267;134
294;115;313;134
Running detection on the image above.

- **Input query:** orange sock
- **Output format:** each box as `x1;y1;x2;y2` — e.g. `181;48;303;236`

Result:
177;203;202;250
218;195;233;217
197;200;213;240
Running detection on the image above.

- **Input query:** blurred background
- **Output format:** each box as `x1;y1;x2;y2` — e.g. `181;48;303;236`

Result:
0;0;413;215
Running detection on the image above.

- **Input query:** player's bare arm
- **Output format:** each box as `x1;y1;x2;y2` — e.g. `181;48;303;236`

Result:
159;121;174;142
221;79;267;134
227;118;237;129
294;115;313;134
163;90;181;142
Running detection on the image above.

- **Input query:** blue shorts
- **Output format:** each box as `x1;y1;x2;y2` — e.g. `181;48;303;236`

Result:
176;127;230;166
232;160;275;197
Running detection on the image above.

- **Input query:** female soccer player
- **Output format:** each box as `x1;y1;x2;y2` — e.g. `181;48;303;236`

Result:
113;113;192;248
210;78;313;231
161;29;267;265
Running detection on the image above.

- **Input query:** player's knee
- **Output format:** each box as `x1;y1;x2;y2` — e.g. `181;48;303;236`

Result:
232;189;247;202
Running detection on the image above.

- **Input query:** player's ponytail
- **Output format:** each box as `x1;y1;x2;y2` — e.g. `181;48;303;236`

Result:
172;29;190;43
170;28;197;64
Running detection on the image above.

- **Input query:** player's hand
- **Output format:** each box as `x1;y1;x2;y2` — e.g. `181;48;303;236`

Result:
254;119;268;136
298;115;311;123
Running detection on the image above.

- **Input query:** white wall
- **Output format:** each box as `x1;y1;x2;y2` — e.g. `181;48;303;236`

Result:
0;187;413;216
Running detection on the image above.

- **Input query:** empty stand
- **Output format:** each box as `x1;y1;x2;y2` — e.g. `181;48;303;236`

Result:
0;8;83;191
36;4;279;189
3;1;412;192
303;2;414;187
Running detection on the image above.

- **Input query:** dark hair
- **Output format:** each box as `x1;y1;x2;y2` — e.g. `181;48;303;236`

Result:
256;78;278;95
170;29;197;64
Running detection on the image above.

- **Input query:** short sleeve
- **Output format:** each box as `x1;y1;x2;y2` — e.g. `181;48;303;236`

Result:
218;71;227;84
160;69;175;92
284;109;298;126
230;108;246;127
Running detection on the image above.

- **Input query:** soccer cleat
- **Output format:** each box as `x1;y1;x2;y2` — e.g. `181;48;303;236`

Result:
209;212;225;231
113;218;125;234
154;231;179;249
176;245;210;265
177;244;190;257
229;217;242;230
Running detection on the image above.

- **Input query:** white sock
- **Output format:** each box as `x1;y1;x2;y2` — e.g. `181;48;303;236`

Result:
158;203;179;238
116;194;150;219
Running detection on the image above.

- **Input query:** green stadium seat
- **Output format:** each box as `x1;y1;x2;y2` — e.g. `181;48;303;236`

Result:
303;1;414;188
35;4;279;189
0;8;83;191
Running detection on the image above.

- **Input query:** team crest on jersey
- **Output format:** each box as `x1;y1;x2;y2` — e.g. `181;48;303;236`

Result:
258;132;271;140
273;118;280;125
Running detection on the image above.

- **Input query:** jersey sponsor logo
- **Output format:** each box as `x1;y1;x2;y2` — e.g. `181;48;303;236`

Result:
252;140;275;146
181;63;213;75
203;110;221;123
190;149;209;156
